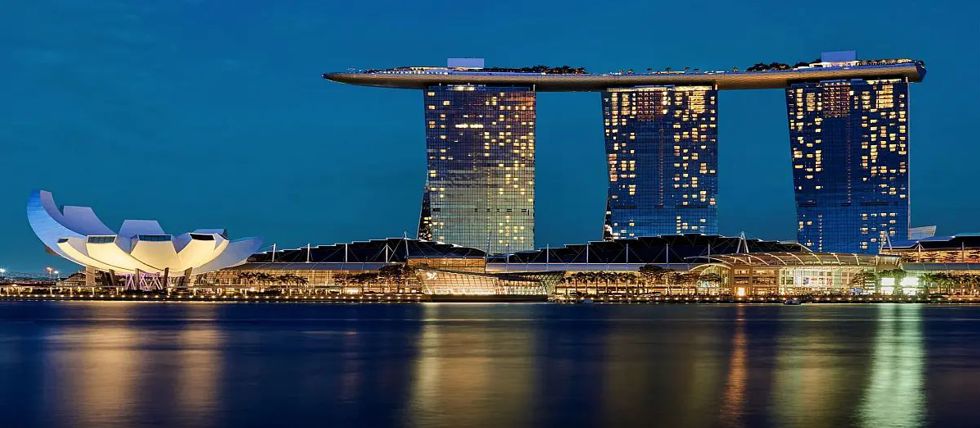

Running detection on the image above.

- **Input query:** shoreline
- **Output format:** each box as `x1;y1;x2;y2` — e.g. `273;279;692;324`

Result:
2;294;979;304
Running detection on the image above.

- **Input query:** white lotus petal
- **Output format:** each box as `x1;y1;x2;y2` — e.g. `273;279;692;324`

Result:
61;205;113;235
57;237;129;273
27;190;82;258
194;237;263;274
86;237;163;274
130;237;180;271
118;220;165;238
175;233;229;271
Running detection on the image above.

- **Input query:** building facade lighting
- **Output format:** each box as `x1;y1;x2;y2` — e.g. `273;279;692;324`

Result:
602;86;718;238
786;79;910;253
419;85;535;253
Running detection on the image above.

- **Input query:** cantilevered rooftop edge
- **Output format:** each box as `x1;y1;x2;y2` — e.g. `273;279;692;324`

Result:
323;62;925;91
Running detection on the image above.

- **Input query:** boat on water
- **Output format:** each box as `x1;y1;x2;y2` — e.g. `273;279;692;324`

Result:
783;297;803;305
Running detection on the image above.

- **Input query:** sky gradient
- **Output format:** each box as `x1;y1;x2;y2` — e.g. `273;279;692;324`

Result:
2;0;977;273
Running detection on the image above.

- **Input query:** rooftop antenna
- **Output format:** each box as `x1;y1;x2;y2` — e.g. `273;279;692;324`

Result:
404;232;410;258
738;232;750;254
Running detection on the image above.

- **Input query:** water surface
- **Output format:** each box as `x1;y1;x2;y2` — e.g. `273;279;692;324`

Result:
1;302;978;427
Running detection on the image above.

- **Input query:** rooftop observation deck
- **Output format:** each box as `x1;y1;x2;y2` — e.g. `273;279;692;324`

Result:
323;59;925;91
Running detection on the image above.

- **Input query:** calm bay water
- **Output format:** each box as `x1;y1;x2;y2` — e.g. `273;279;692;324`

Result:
1;302;979;428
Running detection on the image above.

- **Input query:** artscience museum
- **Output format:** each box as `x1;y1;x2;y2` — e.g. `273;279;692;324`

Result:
27;190;262;290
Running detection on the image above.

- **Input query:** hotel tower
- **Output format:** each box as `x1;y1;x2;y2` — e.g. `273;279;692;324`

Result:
325;53;924;254
602;86;718;239
418;84;536;254
787;77;910;253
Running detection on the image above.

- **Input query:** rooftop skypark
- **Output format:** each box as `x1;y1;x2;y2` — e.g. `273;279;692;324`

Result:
324;54;925;91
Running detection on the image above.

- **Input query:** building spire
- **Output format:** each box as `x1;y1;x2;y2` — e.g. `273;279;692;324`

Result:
738;232;750;254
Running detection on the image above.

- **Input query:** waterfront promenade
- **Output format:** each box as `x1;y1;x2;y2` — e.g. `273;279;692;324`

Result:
3;288;979;304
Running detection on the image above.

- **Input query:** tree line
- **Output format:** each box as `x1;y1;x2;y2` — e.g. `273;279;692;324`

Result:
562;265;723;287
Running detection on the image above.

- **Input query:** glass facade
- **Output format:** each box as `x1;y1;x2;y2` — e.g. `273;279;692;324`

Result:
602;86;718;239
417;187;433;241
787;78;910;253
419;85;536;254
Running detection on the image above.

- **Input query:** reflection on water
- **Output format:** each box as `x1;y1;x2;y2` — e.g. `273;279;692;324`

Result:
859;304;925;427
0;302;974;428
409;304;534;427
771;306;874;426
37;304;227;427
719;305;747;427
175;309;224;424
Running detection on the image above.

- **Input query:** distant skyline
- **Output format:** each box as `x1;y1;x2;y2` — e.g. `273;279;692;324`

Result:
2;0;978;272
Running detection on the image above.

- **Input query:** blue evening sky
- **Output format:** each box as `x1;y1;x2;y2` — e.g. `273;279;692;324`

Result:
1;0;976;273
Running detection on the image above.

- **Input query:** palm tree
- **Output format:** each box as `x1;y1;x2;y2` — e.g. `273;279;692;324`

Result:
378;265;400;294
877;269;907;295
699;272;724;295
920;273;940;295
849;271;878;292
639;264;668;287
964;274;980;296
937;272;954;295
663;271;683;296
879;269;906;281
950;273;968;295
678;272;699;295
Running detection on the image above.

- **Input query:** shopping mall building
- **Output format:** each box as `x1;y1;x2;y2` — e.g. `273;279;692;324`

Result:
198;234;899;299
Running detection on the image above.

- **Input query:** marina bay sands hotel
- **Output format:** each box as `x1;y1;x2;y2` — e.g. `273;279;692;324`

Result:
324;52;926;255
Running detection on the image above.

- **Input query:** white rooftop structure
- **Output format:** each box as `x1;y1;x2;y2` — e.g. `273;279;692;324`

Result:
27;190;262;277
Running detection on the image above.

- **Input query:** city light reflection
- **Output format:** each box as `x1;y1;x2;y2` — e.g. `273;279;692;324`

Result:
174;305;223;422
408;304;535;427
42;304;143;427
718;305;747;426
859;304;925;427
771;306;874;426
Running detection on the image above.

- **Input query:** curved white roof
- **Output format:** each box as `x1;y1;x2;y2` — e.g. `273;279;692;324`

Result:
27;190;262;276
